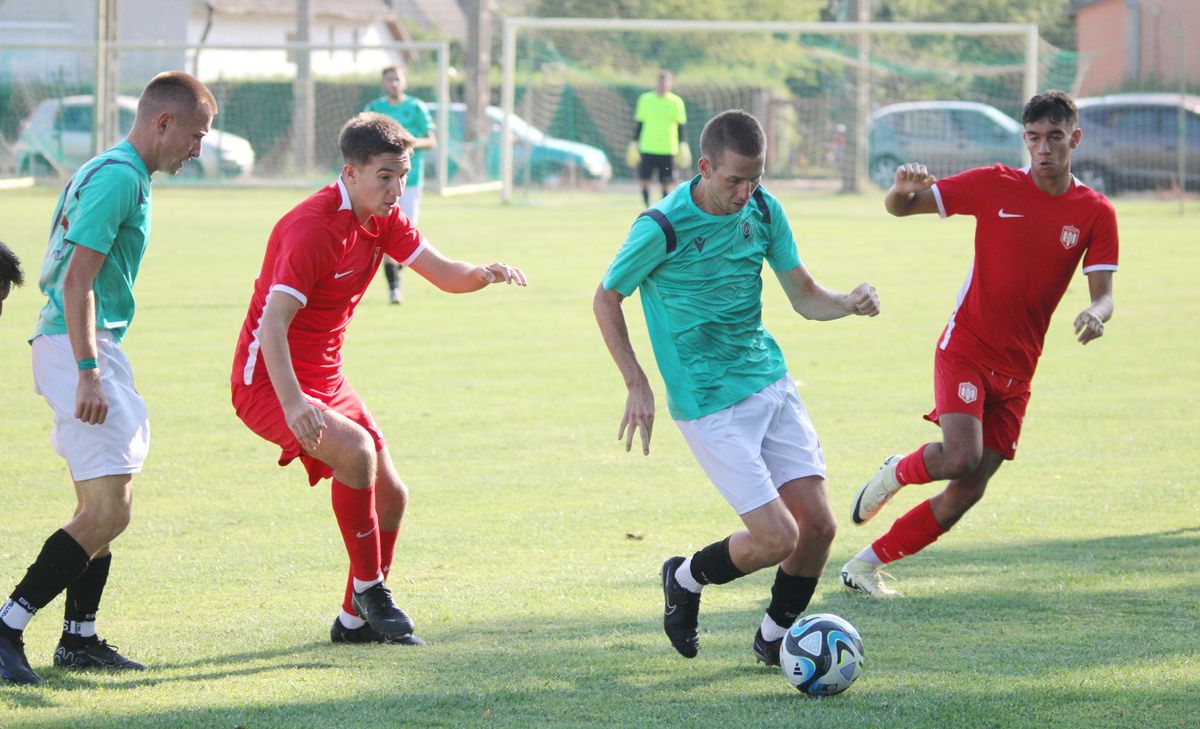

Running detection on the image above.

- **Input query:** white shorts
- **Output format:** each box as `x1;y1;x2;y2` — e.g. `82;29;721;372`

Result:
31;332;150;482
675;375;826;515
399;184;423;224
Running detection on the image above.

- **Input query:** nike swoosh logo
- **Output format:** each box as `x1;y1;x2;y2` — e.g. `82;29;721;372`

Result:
998;209;1024;218
851;489;867;524
356;526;376;538
334;269;355;279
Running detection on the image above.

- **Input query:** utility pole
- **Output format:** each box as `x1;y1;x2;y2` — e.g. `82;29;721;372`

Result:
464;0;491;183
95;0;119;157
292;0;315;174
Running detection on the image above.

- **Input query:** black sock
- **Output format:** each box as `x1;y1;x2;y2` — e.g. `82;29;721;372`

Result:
62;552;111;646
688;536;746;586
766;567;818;631
383;261;399;289
10;530;90;614
641;188;650;207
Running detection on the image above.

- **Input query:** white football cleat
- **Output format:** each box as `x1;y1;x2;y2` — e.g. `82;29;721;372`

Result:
840;558;899;597
850;455;904;525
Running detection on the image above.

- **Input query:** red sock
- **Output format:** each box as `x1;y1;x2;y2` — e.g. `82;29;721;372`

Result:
342;571;355;615
340;530;400;615
895;444;933;486
871;499;946;563
380;529;399;581
330;480;382;583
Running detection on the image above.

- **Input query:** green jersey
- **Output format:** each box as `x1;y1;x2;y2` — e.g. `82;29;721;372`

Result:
364;95;435;189
602;177;802;420
33;140;152;344
635;91;687;155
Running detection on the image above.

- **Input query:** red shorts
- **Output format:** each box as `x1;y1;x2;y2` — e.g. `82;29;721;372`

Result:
231;377;385;485
924;348;1031;460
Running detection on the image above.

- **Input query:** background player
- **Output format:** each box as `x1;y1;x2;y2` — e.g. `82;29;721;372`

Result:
0;241;23;318
596;109;879;666
364;65;437;304
626;71;689;207
841;90;1118;597
0;72;215;685
231;112;524;647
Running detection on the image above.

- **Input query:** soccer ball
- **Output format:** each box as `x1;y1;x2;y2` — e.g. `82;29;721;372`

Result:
779;612;865;696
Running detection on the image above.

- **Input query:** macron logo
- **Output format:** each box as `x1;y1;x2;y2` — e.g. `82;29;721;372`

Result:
997;209;1024;218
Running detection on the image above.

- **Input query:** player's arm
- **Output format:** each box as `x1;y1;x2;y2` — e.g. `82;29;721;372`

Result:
1074;270;1114;345
412;130;436;151
593;284;654;455
257;289;326;452
774;264;879;321
407;243;526;293
884;162;940;217
62;244;108;425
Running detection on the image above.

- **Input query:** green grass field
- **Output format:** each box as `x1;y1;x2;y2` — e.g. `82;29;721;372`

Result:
0;185;1196;728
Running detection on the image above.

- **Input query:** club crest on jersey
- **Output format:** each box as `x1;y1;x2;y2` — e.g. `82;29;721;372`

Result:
1060;225;1080;250
741;221;752;242
958;381;978;404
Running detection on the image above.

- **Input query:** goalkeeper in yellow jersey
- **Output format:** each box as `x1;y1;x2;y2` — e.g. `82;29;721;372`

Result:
627;71;689;207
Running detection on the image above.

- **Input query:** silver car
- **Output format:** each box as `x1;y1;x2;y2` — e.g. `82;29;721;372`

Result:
1073;93;1200;195
11;95;255;178
868;101;1025;188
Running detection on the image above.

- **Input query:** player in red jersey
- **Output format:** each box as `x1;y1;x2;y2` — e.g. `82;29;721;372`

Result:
840;90;1118;596
231;113;526;643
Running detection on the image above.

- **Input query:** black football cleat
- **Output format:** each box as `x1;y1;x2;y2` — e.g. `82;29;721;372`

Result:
0;633;42;685
330;617;424;646
351;582;415;637
661;556;701;659
752;627;782;667
53;639;146;671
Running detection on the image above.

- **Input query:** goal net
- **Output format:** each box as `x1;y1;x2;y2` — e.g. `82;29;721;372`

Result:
499;18;1081;201
0;39;472;190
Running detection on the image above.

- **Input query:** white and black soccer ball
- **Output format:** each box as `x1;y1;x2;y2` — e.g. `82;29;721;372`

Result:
779;612;865;696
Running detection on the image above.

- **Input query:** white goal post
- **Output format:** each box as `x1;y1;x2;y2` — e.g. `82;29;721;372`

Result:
499;17;1039;203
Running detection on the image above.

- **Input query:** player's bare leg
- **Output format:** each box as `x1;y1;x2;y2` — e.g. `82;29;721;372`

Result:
929;448;1004;529
53;475;145;670
307;412;414;638
751;476;835;666
331;445;423;645
844;422;1004;597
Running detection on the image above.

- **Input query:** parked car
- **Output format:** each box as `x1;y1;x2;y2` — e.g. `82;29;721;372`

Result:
1073;93;1200;195
426;103;612;186
11;95;255;178
868;101;1025;187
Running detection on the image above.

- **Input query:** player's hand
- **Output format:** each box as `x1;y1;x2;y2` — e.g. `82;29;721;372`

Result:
285;399;327;453
75;371;108;425
893;163;937;194
1074;309;1105;344
844;283;880;317
620;381;655;456
625;141;640;170
479;262;527;287
674;141;692;170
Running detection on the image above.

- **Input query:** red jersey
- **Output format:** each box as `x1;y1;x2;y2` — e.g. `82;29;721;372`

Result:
931;164;1118;380
232;179;425;390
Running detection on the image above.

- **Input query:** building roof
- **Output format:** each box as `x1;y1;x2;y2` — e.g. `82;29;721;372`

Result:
389;0;466;41
204;0;393;22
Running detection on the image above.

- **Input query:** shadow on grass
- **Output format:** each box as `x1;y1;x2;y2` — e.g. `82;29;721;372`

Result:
2;528;1195;728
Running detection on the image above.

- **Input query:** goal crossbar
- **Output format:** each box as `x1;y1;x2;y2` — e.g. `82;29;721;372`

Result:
499;17;1039;201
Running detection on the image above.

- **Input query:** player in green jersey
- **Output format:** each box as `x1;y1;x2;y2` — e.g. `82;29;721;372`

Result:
596;109;880;666
364;65;437;304
0;72;216;686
